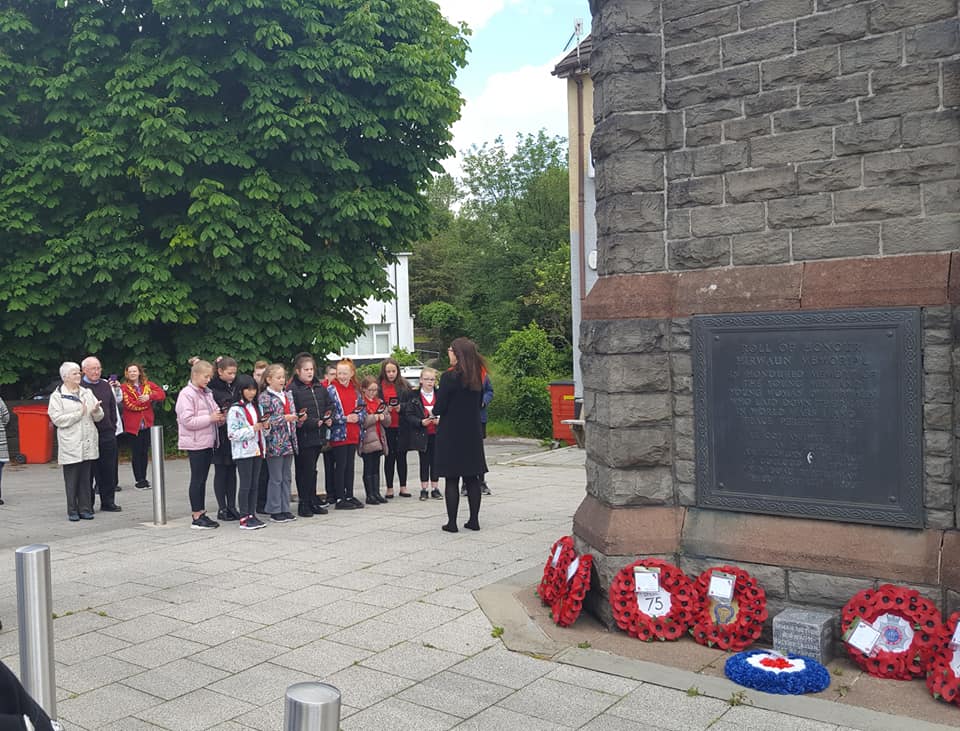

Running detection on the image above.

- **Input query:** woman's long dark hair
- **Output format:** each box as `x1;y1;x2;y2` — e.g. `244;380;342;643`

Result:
377;357;410;392
449;337;486;391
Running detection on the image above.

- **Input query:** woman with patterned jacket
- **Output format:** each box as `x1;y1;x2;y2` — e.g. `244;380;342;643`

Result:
258;364;304;523
119;362;166;490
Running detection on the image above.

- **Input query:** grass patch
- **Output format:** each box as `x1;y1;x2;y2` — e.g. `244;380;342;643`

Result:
484;419;521;438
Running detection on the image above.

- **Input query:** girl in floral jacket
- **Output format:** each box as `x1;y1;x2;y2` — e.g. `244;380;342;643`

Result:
257;364;305;523
227;374;267;530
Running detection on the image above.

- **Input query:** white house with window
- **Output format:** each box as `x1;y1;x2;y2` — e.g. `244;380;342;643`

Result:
336;253;415;362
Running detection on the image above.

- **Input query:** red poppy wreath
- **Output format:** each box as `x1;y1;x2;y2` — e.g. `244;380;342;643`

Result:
538;536;576;605
608;559;699;641
841;584;945;680
926;611;960;706
690;566;767;652
550;553;593;627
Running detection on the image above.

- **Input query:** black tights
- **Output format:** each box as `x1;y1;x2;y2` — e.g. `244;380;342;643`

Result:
213;463;237;511
444;475;482;529
384;427;407;488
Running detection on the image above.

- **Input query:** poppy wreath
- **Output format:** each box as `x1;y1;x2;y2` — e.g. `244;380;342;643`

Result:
926;611;960;706
538;536;576;605
840;583;945;680
550;553;593;627
608;559;699;641
725;650;831;695
690;566;768;652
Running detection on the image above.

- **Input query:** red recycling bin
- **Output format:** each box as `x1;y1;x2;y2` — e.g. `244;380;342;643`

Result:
549;381;577;446
12;404;55;463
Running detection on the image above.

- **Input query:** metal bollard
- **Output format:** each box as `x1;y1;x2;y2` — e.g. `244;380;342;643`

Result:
16;544;56;719
284;682;341;731
150;425;167;526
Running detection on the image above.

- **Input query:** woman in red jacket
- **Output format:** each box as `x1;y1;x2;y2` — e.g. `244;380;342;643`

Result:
120;362;166;489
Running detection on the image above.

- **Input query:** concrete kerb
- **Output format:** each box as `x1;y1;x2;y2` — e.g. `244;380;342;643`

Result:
474;566;958;731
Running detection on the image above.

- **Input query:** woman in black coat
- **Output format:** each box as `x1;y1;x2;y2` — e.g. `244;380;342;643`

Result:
208;356;241;521
290;354;334;516
435;337;488;533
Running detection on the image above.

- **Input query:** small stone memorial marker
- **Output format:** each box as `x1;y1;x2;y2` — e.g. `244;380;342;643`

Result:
773;607;835;664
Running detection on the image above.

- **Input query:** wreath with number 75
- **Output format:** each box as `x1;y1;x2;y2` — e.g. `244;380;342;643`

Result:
608;559;699;641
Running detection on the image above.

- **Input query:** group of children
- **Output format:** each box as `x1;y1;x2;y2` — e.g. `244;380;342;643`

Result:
176;353;490;531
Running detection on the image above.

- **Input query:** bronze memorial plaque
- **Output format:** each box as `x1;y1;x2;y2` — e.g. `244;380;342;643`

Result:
692;308;922;528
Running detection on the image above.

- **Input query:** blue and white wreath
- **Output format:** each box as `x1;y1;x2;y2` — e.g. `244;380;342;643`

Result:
725;650;831;695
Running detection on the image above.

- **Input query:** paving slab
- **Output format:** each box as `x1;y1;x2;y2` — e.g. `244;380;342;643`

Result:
2;442;956;730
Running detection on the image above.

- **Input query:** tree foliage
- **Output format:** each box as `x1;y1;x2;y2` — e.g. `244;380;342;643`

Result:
409;131;571;359
0;0;467;393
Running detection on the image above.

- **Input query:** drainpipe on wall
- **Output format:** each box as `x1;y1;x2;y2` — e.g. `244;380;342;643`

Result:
576;76;587;303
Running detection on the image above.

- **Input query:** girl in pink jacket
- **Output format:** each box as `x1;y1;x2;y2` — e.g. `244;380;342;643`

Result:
176;359;226;529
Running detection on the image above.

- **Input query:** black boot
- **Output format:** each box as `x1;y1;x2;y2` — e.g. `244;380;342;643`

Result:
464;476;481;531
372;471;387;503
442;479;459;532
364;474;378;505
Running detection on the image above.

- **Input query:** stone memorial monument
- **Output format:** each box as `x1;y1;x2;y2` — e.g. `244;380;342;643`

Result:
574;0;959;629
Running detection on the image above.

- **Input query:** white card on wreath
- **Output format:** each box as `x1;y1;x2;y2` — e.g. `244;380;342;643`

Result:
707;572;736;601
635;589;672;617
845;617;881;655
566;556;581;582
633;566;660;595
951;623;960;649
551;545;563;568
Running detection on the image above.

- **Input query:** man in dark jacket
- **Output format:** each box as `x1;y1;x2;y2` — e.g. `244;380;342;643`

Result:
0;660;57;730
81;356;121;512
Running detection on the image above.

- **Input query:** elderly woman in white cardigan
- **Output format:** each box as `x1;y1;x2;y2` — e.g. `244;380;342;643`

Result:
47;362;104;521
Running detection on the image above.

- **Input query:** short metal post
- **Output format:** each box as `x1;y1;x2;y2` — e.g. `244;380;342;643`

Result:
16;544;56;719
284;682;341;730
150;425;167;526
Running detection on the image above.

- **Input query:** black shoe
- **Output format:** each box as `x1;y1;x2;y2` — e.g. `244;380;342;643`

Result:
79;512;94;520
298;503;314;517
68;513;80;522
347;496;364;508
101;504;122;512
384;490;394;499
312;503;328;515
217;508;238;521
365;496;379;505
441;523;459;533
464;521;480;531
398;490;412;498
271;513;295;523
115;485;122;491
460;487;467;497
420;490;429;501
430;489;442;500
135;480;150;490
335;499;359;510
481;484;491;496
191;513;219;529
374;493;387;504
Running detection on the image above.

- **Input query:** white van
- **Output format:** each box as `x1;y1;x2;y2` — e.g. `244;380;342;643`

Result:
400;366;423;388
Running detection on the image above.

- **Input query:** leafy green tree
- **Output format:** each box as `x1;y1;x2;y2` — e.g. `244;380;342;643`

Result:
417;300;467;348
0;0;467;393
410;130;571;358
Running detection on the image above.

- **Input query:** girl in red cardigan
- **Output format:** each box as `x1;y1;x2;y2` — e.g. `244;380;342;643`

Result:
120;362;166;489
326;358;365;510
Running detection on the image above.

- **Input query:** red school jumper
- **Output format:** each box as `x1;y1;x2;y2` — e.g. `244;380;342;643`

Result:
331;381;361;446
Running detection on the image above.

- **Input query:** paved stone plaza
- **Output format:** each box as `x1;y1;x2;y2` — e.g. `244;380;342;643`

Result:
0;441;952;730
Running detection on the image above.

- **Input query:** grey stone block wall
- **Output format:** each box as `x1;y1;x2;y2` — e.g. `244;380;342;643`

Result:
589;0;959;275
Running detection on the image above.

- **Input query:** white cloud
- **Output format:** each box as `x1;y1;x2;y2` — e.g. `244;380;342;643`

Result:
443;56;569;179
434;0;514;32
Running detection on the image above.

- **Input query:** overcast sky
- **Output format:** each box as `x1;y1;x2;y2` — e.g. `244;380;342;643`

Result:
434;0;590;177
